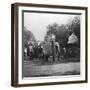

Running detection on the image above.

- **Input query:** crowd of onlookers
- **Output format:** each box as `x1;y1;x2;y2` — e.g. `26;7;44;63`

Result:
24;33;80;62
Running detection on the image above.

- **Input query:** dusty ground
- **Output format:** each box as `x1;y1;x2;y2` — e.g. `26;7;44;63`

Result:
23;58;80;77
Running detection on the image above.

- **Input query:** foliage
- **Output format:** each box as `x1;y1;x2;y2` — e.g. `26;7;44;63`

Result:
66;16;80;41
24;27;36;47
45;16;80;47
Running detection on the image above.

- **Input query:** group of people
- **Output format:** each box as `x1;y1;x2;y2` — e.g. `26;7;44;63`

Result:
24;32;79;61
24;40;60;61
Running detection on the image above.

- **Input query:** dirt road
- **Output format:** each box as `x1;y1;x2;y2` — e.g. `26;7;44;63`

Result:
23;61;80;77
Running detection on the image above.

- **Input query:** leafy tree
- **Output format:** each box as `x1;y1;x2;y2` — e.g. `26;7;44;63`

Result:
56;24;69;47
24;27;36;47
66;16;80;41
45;23;68;47
66;16;80;48
72;16;80;41
46;23;58;35
45;16;80;47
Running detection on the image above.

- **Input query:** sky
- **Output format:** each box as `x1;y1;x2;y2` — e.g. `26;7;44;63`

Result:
24;12;78;41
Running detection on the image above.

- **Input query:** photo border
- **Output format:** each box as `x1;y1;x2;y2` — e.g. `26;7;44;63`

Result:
11;3;88;87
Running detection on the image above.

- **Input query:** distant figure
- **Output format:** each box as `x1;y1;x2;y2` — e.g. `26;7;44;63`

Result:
28;45;34;59
37;44;44;59
24;47;27;57
55;42;60;54
55;42;60;60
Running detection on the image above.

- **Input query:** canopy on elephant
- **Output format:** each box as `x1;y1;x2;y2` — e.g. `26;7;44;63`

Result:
67;33;78;44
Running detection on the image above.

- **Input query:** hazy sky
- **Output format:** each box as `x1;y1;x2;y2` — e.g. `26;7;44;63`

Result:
24;12;78;41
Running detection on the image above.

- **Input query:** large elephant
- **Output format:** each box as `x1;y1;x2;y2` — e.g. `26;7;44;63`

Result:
42;41;60;62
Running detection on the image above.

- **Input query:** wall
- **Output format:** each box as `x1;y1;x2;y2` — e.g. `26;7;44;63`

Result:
0;0;89;90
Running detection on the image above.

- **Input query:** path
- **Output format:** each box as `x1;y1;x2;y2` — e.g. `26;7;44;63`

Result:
23;61;80;77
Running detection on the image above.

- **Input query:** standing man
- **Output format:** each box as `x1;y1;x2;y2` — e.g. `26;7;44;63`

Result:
50;34;56;62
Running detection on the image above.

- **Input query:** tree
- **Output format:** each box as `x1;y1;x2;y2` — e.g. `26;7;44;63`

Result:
56;24;69;47
24;27;36;47
72;16;80;41
45;16;80;47
66;16;80;48
46;23;58;35
66;16;80;41
45;23;68;47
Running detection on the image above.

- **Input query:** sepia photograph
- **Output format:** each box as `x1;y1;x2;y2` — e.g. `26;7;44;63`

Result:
11;3;87;87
